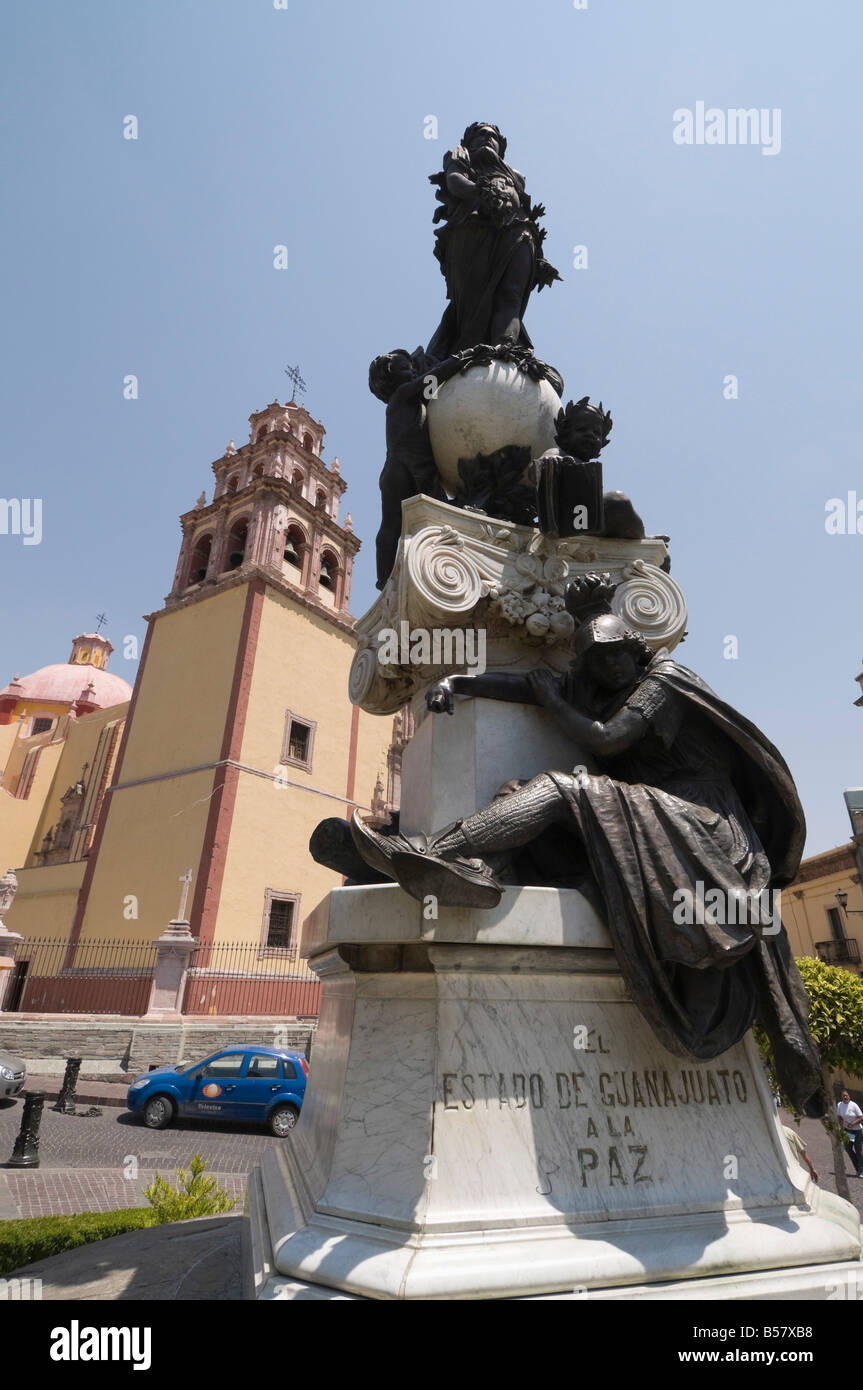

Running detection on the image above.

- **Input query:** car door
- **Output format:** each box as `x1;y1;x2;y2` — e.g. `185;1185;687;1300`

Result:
184;1051;247;1122
234;1053;288;1123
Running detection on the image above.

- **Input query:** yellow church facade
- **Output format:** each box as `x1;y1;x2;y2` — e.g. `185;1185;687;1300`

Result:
1;397;395;1008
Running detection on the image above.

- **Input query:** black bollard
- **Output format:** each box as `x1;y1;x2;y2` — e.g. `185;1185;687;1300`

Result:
6;1091;45;1168
52;1057;82;1114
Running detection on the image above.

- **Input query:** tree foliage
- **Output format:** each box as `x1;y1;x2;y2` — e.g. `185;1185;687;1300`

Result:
792;957;863;1074
756;956;863;1103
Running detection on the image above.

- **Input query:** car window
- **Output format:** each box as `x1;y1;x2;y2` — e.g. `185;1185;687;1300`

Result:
282;1060;297;1080
246;1054;280;1078
201;1054;245;1078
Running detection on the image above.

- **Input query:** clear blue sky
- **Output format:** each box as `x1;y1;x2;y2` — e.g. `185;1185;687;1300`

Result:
1;0;861;855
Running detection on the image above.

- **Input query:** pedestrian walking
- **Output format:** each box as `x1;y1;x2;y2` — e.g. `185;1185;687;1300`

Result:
837;1090;863;1176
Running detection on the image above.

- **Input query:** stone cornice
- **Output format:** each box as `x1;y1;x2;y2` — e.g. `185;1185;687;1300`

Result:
791;842;857;884
179;477;360;552
151;566;359;636
210;431;347;493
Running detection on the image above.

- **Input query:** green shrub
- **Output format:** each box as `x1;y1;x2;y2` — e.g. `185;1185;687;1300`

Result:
142;1153;237;1224
0;1208;158;1277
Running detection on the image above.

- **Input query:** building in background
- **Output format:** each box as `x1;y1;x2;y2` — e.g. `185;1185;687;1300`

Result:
784;790;863;976
1;398;400;1012
0;635;132;873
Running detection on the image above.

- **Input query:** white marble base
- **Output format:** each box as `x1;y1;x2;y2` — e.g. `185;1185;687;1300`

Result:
248;885;862;1301
252;1258;863;1302
399;694;595;837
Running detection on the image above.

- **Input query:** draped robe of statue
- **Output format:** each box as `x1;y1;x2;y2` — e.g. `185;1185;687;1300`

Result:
426;144;540;359
549;653;824;1115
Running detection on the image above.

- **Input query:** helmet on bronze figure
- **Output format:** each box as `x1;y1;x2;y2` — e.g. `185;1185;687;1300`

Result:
565;573;651;670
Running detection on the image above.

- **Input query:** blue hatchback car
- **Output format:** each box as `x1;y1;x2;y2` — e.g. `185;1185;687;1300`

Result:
126;1045;308;1136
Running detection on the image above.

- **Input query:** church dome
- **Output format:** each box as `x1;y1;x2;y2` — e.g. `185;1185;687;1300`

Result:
0;663;132;709
0;632;132;712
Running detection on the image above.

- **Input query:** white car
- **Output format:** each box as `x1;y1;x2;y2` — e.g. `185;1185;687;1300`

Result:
0;1051;26;1100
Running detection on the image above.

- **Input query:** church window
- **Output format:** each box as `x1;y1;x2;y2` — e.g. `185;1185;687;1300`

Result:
226;475;240;495
261;890;301;955
31;717;53;735
303;432;314;452
78;647;90;664
266;897;294;948
282;711;316;771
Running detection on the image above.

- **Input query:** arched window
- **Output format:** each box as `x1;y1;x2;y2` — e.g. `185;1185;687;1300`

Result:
226;475;240;495
253;463;264;478
303;432;314;453
291;469;304;490
256;424;269;443
77;647;90;664
188;533;213;585
315;489;327;510
283;525;306;572
226;518;249;571
319;548;341;595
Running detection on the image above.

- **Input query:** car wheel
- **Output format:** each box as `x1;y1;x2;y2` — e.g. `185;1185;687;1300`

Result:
143;1095;173;1130
268;1104;299;1137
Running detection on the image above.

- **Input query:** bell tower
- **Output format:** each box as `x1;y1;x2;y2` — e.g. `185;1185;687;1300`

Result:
68;396;388;953
167;399;358;625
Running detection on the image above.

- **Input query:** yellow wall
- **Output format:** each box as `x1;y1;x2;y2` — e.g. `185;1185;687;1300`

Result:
0;722;21;772
120;585;247;782
4;861;85;938
784;850;863;966
0;735;65;874
214;586;391;946
22;706;128;870
76;771;217;941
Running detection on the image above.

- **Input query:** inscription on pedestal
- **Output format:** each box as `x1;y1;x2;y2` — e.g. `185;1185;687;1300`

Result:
438;1032;752;1194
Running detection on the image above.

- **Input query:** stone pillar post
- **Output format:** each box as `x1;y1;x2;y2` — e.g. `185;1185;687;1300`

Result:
143;921;197;1021
0;869;22;1012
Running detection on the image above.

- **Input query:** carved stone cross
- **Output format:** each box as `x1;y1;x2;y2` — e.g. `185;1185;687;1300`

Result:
177;869;193;923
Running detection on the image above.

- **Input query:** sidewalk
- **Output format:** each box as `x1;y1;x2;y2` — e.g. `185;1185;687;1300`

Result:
5;1214;252;1300
24;1074;129;1109
0;1167;248;1219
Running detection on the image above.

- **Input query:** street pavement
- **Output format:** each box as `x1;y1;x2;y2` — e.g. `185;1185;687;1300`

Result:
1;1091;862;1225
784;1108;863;1213
0;1093;278;1218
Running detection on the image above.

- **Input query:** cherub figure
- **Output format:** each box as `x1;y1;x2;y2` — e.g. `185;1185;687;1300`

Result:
533;397;645;540
369;347;464;589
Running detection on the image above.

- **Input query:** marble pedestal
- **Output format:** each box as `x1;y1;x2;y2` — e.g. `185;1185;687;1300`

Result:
248;885;862;1300
399;695;594;838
